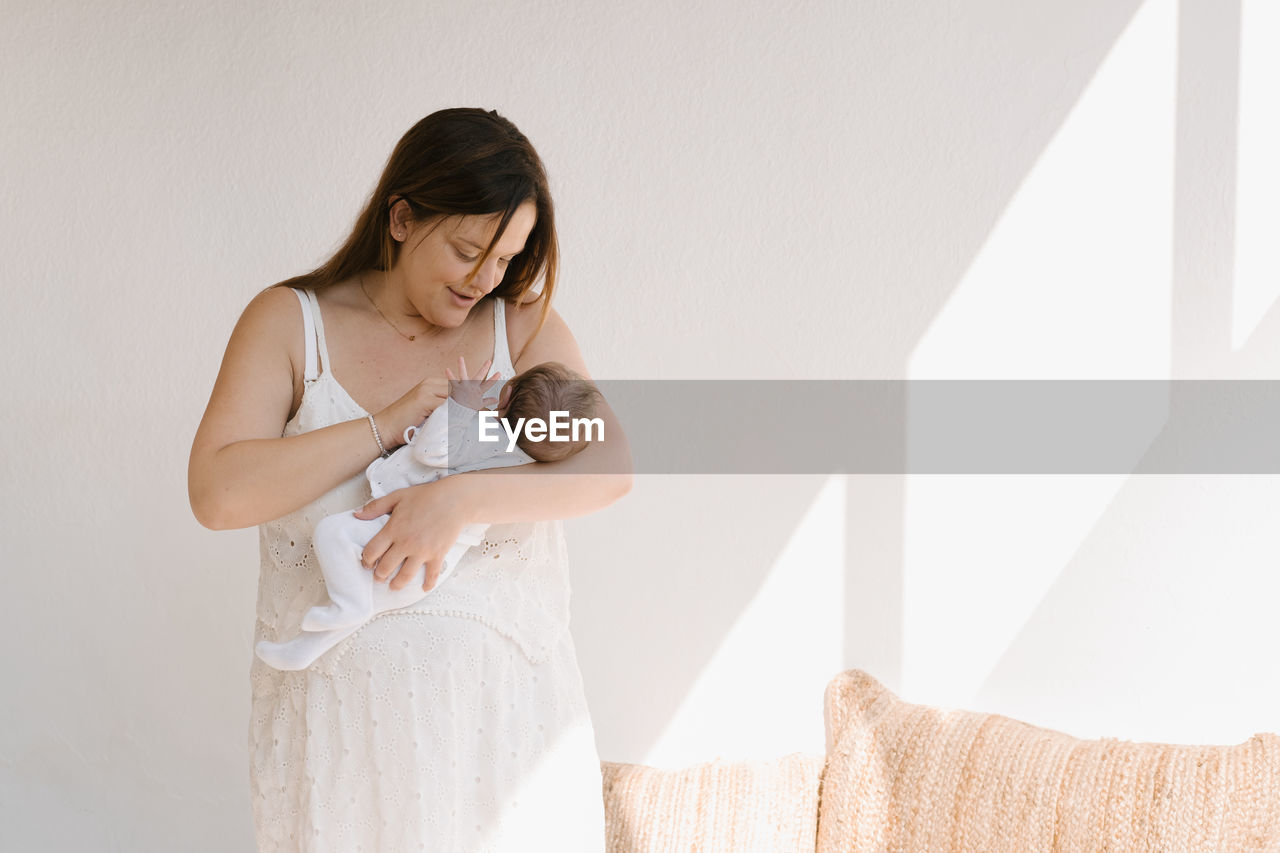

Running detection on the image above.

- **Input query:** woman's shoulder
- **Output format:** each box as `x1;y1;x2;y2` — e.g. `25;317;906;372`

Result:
503;295;590;377
503;291;549;360
237;285;306;354
242;283;305;325
229;285;310;400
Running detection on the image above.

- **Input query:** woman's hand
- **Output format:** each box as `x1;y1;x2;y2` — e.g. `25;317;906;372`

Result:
372;374;452;451
352;478;470;592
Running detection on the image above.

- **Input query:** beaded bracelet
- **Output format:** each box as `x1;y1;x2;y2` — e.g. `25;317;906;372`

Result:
367;414;390;458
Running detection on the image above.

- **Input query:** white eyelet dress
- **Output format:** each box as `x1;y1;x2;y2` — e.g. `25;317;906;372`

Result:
248;289;607;852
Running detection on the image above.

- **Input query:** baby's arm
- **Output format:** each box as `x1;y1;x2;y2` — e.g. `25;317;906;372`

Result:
409;398;458;468
411;356;502;469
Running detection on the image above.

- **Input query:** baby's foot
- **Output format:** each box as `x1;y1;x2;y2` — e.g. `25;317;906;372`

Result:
255;622;363;671
301;602;365;632
255;638;315;671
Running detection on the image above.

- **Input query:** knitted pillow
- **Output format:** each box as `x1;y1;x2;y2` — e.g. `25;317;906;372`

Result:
601;753;824;853
817;670;1280;853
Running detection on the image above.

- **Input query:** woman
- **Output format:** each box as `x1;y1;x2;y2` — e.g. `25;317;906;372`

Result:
189;108;631;851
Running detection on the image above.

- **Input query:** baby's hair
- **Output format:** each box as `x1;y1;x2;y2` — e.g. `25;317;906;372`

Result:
503;362;602;462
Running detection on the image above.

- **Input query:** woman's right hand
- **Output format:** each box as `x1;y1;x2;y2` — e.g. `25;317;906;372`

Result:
375;357;501;448
373;374;452;451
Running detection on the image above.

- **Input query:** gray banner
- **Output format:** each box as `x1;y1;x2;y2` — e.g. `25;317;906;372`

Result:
442;380;1280;474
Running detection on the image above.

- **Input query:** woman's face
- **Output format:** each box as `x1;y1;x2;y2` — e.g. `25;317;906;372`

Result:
392;200;537;327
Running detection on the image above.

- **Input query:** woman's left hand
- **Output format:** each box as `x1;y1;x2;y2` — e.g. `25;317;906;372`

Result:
353;478;470;592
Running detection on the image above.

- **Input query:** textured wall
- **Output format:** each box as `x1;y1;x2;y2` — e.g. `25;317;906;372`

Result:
3;0;1277;849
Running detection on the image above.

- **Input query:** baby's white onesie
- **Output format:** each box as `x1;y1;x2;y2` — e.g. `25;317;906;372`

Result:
254;398;533;670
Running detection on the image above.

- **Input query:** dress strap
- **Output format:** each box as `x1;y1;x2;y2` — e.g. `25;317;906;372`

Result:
303;289;332;376
290;288;319;381
491;298;515;378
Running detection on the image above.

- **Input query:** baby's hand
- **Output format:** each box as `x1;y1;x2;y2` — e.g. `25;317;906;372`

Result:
445;356;501;411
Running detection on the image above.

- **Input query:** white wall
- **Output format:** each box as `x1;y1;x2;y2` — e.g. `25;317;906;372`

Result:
4;0;1278;849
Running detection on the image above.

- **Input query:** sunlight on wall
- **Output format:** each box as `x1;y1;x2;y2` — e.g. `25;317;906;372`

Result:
642;476;845;767
1231;0;1280;350
973;475;1280;745
908;0;1174;381
900;475;1129;704
903;0;1176;705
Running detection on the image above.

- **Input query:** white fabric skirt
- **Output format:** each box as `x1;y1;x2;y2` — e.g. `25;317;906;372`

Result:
249;610;606;852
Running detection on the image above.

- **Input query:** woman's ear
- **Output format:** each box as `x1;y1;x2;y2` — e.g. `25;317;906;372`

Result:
388;198;413;241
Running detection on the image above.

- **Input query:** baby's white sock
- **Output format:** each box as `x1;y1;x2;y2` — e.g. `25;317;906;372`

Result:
301;601;365;632
255;622;362;671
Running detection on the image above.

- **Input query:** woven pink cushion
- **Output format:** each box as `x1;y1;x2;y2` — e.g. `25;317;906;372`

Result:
818;670;1280;852
601;753;823;853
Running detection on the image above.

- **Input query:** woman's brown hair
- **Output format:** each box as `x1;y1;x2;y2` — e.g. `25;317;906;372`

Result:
270;108;558;336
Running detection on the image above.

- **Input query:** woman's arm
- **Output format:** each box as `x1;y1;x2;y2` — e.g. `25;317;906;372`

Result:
355;302;632;591
450;303;632;519
187;287;443;530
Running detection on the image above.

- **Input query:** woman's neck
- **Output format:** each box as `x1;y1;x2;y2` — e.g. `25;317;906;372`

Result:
359;271;445;340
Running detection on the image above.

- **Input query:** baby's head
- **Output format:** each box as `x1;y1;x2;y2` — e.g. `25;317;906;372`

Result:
497;362;602;462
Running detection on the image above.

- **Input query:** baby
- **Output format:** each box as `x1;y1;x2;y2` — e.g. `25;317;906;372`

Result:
255;360;602;671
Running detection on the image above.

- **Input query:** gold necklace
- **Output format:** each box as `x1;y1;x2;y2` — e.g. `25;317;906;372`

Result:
359;273;428;342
